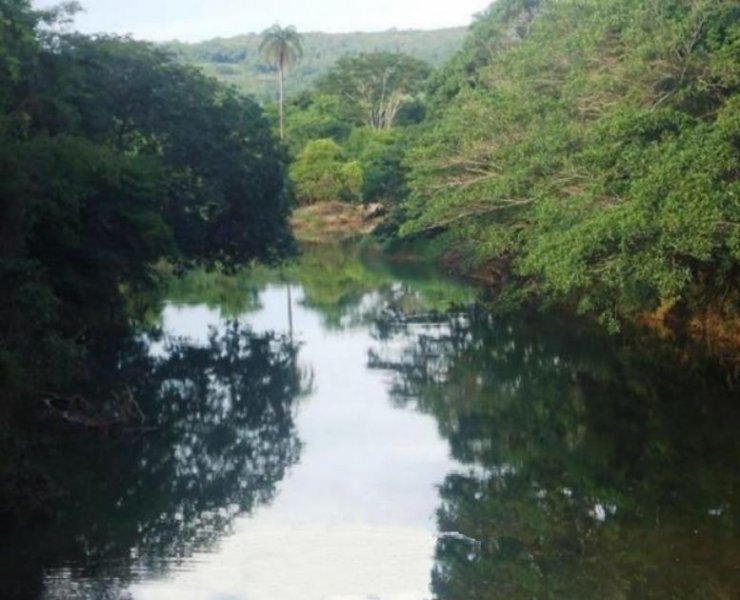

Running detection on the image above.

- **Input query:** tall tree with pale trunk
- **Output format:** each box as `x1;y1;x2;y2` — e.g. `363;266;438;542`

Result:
259;24;303;140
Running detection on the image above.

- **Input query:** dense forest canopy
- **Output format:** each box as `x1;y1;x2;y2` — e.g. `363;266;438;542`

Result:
0;0;291;421
400;0;740;332
282;50;431;206
276;0;738;342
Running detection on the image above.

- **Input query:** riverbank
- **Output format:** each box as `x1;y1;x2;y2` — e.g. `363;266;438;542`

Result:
453;254;740;367
295;212;740;365
290;202;386;243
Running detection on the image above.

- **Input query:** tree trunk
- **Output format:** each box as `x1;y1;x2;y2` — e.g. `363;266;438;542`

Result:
278;65;285;140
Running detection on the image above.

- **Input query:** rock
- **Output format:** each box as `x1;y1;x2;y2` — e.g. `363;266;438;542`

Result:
362;203;387;220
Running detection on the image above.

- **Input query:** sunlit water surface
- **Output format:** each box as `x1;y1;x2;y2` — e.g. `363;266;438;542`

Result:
128;286;459;600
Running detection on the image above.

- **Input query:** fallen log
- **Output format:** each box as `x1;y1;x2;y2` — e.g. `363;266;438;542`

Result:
39;388;154;434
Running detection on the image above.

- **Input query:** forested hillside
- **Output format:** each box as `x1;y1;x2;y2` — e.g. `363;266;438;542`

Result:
401;0;739;337
282;0;739;344
164;27;467;99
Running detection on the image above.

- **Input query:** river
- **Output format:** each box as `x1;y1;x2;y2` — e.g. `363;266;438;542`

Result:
2;244;738;599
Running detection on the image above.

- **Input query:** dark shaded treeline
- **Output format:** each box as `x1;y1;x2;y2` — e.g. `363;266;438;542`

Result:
0;0;297;534
0;1;292;421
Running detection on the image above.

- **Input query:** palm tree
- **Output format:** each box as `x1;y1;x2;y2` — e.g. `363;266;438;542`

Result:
259;24;303;140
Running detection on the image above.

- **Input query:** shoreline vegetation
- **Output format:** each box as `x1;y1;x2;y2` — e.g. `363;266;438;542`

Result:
272;0;738;359
299;217;740;366
0;1;291;421
0;0;738;532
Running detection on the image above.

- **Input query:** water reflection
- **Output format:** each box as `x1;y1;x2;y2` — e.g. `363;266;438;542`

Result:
3;244;739;599
281;244;475;331
163;268;269;318
369;310;740;598
15;244;472;600
154;244;474;332
128;283;459;600
2;323;306;599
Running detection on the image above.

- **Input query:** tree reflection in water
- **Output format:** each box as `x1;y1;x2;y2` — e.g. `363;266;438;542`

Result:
281;243;475;331
4;322;307;600
369;309;740;598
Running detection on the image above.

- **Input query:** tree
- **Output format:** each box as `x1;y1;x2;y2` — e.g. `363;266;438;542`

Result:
346;127;411;204
284;93;352;154
259;24;304;139
290;138;363;205
316;52;431;130
0;3;292;429
401;0;740;332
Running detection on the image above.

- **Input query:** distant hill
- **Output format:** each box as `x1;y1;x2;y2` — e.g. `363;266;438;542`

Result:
163;28;468;100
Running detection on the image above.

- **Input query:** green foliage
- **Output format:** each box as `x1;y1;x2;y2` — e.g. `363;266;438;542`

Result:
340;160;364;201
7;135;173;321
164;28;467;100
426;0;543;111
402;0;740;327
316;52;431;130
284;93;352;152
259;24;303;71
55;34;291;264
0;2;291;416
346;127;412;204
290;138;364;204
284;56;427;210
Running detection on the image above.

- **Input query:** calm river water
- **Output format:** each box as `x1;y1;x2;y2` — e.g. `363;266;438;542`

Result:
2;244;739;599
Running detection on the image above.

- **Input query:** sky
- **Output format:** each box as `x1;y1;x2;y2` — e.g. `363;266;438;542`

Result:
33;0;493;42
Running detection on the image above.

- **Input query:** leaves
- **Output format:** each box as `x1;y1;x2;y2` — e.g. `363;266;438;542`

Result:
402;0;740;325
316;52;431;130
259;24;303;73
0;3;291;414
291;138;364;204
